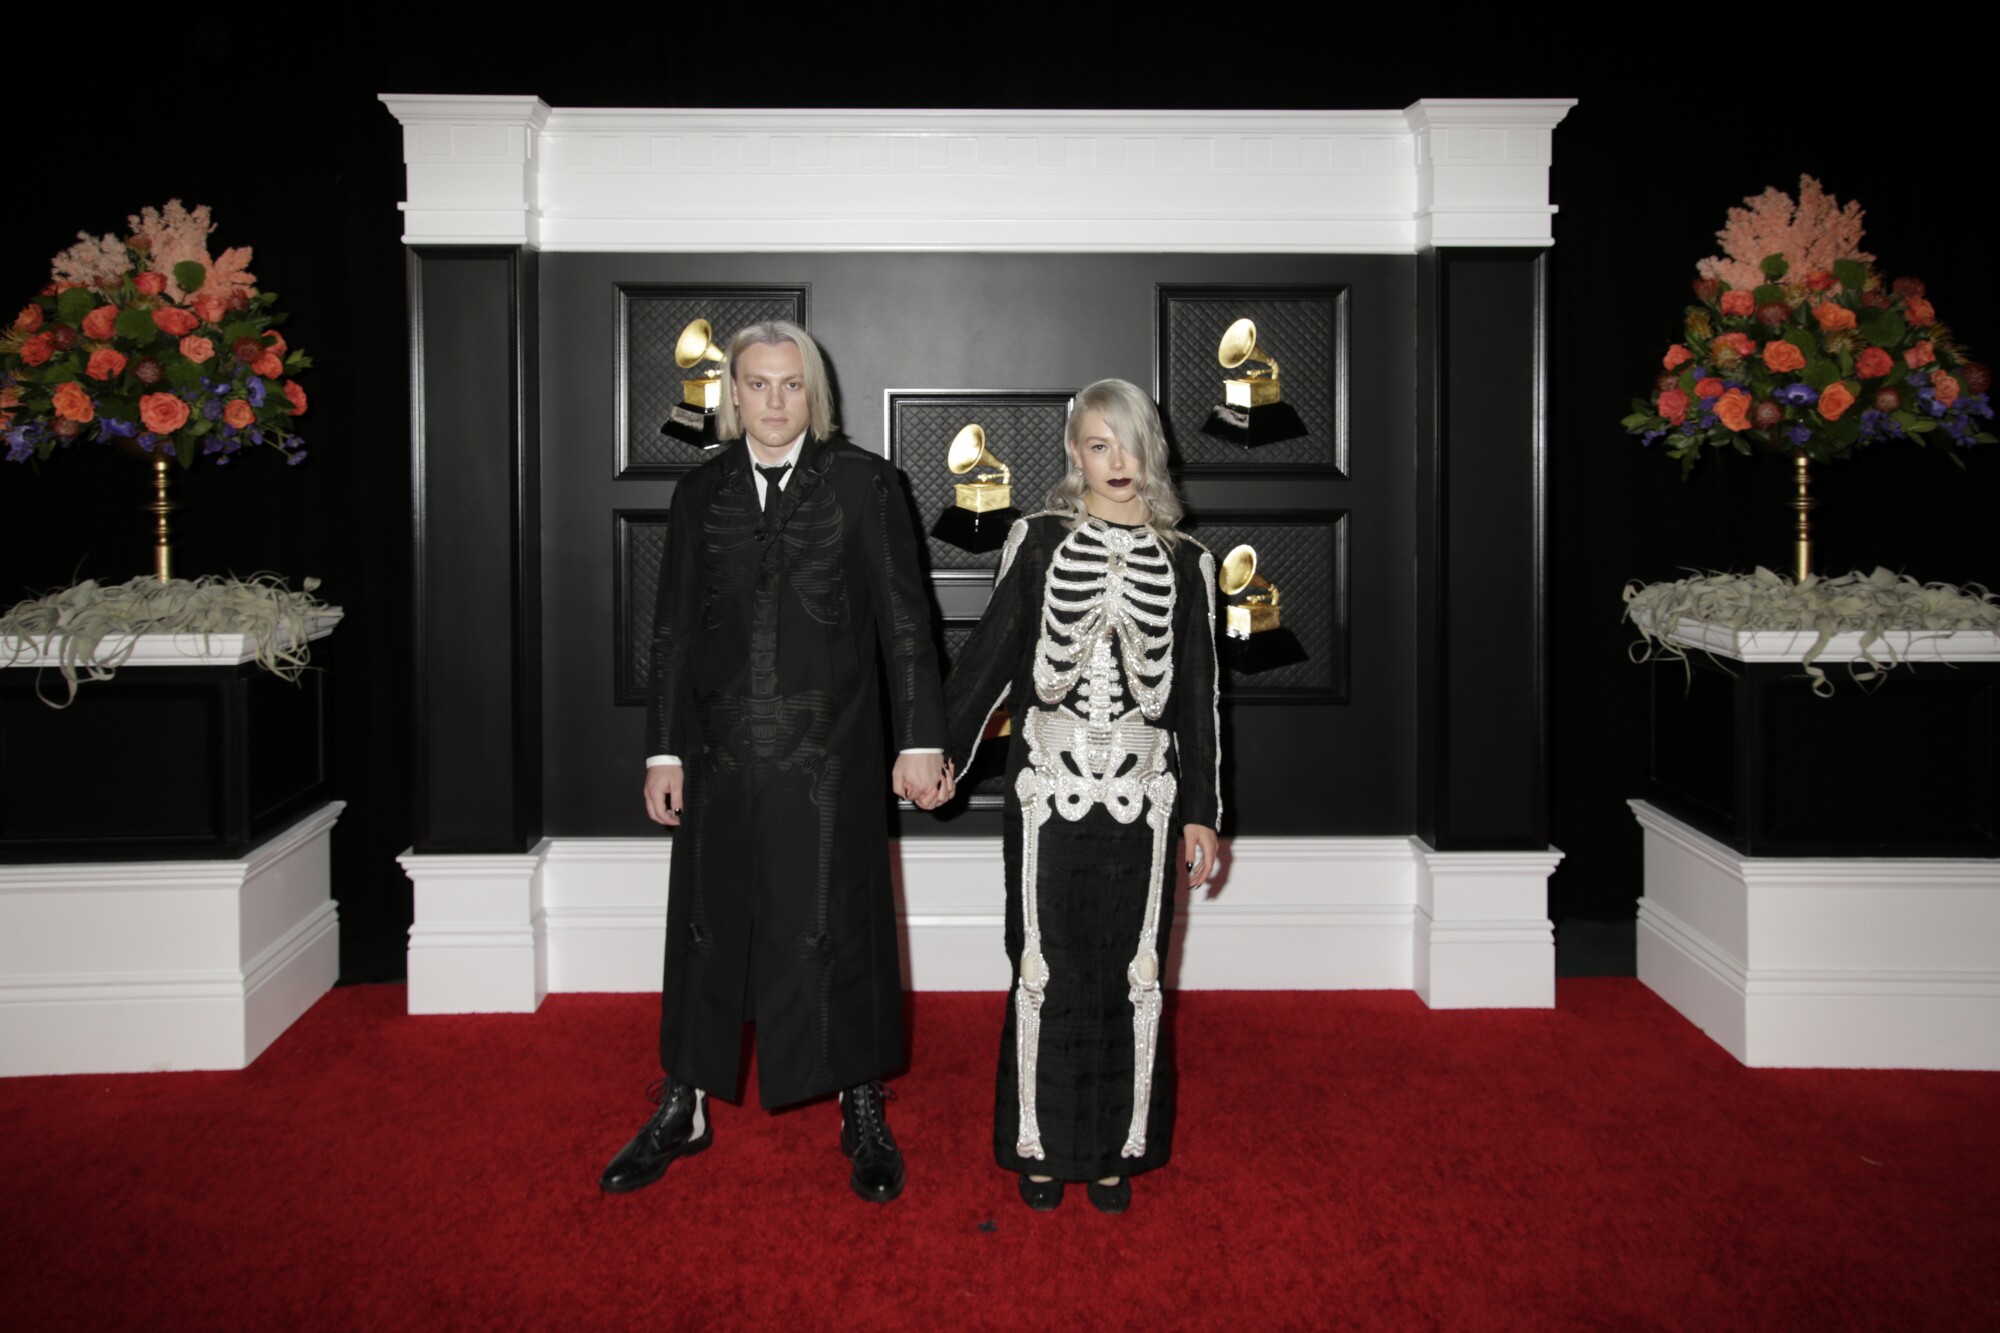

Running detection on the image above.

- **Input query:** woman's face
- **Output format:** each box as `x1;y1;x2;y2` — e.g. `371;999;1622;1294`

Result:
1067;409;1143;521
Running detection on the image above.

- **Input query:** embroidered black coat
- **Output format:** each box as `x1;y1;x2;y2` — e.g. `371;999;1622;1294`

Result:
646;434;945;1108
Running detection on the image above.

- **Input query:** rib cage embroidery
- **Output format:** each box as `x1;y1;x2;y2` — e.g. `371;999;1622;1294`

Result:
1013;520;1176;1162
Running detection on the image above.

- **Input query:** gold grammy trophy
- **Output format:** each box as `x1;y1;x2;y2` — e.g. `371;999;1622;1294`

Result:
660;318;729;449
1202;316;1309;448
1216;543;1309;672
931;423;1022;553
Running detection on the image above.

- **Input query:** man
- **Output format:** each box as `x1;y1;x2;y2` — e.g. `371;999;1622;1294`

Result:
601;321;953;1203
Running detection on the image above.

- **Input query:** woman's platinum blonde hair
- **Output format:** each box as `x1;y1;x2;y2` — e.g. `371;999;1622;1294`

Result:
715;320;837;442
1044;378;1184;544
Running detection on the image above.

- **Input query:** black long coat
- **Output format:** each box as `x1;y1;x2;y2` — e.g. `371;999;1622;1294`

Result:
646;434;945;1108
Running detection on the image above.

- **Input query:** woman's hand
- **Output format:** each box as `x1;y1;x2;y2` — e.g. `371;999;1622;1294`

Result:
1182;823;1218;889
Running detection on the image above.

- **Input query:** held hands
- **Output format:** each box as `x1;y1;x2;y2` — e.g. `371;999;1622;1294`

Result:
894;753;956;810
1183;823;1219;889
643;763;685;827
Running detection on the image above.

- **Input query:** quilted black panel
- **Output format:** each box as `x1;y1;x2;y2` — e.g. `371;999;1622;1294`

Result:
614;510;670;706
1157;287;1346;474
1183;511;1348;700
886;392;1072;571
618;286;807;477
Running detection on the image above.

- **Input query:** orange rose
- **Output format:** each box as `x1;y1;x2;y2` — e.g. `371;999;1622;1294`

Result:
224;399;256;429
253;351;284;380
81;304;118;341
133;271;167;297
1720;290;1755;316
192;294;229;325
1855;347;1893;379
1694;377;1726;399
1905;296;1936;326
283;380;308;416
1818;382;1857;421
263;330;287;357
1657;388;1690;425
1905;340;1936;370
0;386;20;409
139;391;191;435
1663;343;1693;370
1713;388;1754;432
52;381;94;423
14;304;42;332
86;348;127;381
152;306;199;337
19;333;54;365
1802;271;1837;292
1762;341;1806;373
180;336;215;363
1931;370;1961;406
1813;303;1857;332
1712;332;1756;357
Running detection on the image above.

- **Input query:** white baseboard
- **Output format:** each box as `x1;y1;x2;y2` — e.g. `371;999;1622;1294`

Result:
403;833;1560;1014
0;803;344;1076
1632;800;2000;1069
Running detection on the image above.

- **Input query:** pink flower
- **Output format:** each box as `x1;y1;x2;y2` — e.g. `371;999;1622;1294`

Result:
152;306;199;337
1802;271;1837;292
1663;344;1693;370
86;348;127;381
179;335;215;363
81;305;118;341
1712;332;1756;358
1695;377;1726;399
52;381;94;423
1931;371;1961;406
1657;388;1690;425
1905;340;1936;370
14;304;42;332
134;271;167;297
139;392;190;435
1720;290;1755;316
191;294;229;325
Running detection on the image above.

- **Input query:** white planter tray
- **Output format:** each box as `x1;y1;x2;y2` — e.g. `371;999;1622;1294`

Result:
1;610;342;670
1633;611;2000;665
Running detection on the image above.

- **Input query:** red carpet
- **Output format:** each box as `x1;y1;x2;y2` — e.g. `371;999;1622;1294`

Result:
3;982;1996;1330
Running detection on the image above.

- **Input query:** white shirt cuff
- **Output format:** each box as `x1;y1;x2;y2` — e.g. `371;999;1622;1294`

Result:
646;755;681;767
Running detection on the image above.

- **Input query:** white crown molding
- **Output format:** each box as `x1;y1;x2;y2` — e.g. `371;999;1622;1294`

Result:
378;96;1574;253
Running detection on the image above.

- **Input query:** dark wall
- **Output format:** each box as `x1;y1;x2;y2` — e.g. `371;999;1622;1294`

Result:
539;252;1416;838
4;43;1991;980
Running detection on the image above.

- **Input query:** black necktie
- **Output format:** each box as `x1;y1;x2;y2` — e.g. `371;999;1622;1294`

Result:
755;463;791;510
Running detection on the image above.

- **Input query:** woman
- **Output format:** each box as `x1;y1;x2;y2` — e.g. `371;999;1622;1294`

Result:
944;378;1221;1214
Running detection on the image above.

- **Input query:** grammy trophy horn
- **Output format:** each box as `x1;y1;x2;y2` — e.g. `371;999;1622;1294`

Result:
948;423;1013;513
1219;544;1281;638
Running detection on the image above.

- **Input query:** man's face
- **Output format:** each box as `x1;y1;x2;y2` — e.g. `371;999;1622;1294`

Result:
732;340;811;455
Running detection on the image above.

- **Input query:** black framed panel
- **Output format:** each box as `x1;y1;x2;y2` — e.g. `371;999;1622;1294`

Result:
884;389;1072;578
615;284;809;478
612;509;670;707
1182;509;1349;702
1155;285;1349;475
933;619;1010;811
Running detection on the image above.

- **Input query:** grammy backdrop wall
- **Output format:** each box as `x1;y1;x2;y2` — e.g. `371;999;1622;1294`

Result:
385;99;1570;1012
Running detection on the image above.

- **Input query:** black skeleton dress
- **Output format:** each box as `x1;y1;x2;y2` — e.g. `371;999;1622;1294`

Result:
944;512;1220;1180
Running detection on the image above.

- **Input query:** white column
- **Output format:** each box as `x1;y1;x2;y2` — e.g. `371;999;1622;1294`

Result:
1412;843;1562;1008
1404;99;1575;249
400;845;547;1014
378;94;551;246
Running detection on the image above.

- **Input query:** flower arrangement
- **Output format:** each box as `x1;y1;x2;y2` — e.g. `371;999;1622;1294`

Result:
1;201;313;469
1622;176;1994;476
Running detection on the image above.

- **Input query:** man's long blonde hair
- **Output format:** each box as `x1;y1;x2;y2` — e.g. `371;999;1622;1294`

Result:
715;320;837;441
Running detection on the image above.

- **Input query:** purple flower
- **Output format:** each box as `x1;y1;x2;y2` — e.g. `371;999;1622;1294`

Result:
138;434;157;452
101;417;136;438
1785;424;1812;445
201;397;223;421
1775;383;1820;407
1641;429;1665;447
246;377;267;408
287;449;308;466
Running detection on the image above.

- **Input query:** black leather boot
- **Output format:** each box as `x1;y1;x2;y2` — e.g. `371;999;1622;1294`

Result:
599;1079;711;1194
839;1081;906;1203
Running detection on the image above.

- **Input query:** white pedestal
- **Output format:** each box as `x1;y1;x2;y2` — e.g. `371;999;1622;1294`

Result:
0;802;344;1076
400;834;1562;1011
1633;799;2000;1069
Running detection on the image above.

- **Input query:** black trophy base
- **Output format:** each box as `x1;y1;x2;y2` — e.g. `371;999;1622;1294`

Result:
1202;401;1309;449
1220;627;1309;674
660;404;723;450
931;505;1022;554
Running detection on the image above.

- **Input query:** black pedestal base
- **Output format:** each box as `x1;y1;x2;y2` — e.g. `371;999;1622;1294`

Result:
1646;655;1999;857
931;505;1021;554
0;660;330;863
1220;627;1309;674
1201;401;1309;448
660;405;723;450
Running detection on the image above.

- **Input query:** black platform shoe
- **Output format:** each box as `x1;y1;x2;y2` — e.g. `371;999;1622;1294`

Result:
599;1079;711;1194
1086;1176;1131;1214
1018;1174;1064;1212
839;1081;906;1203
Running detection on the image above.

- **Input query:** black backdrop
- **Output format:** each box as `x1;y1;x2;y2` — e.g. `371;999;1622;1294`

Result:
3;36;1992;983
